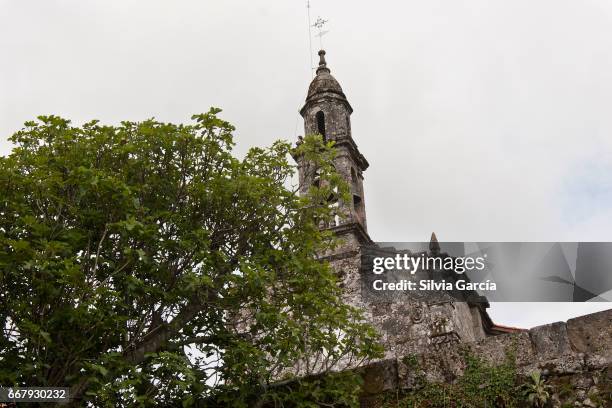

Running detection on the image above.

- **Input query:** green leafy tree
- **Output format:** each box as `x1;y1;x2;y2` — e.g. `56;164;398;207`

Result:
0;109;382;407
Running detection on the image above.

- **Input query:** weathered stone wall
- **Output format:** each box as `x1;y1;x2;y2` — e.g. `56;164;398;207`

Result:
329;242;492;362
358;308;612;407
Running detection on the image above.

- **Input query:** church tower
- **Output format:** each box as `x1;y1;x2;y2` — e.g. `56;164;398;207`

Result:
297;50;372;244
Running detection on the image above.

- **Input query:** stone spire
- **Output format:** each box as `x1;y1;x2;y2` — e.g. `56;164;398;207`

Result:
304;50;348;104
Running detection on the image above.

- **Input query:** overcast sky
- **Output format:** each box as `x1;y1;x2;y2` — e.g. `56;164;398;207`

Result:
1;0;611;327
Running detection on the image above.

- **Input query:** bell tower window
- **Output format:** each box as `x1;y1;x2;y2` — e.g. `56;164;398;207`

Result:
316;111;326;140
351;168;358;189
312;167;322;189
346;114;351;135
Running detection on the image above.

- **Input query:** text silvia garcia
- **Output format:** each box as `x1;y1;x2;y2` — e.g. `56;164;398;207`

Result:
372;279;496;292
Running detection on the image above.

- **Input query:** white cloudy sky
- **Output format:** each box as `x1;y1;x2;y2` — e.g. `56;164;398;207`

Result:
1;0;611;327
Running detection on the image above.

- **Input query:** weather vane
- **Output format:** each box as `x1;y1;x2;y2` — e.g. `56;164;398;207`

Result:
312;16;329;50
305;1;330;77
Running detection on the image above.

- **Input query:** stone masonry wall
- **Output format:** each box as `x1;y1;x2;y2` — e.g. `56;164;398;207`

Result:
359;308;612;407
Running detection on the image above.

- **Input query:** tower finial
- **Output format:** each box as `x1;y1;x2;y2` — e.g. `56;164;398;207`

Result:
429;232;440;254
318;50;326;65
316;50;330;74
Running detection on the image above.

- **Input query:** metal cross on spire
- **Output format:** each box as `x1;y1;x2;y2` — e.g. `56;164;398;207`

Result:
305;1;330;77
312;16;329;51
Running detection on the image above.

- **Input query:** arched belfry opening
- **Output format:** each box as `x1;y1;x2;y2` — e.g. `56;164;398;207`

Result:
316;111;326;140
312;167;322;189
351;168;363;222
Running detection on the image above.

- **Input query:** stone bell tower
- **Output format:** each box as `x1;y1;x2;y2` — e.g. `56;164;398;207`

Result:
297;50;372;245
